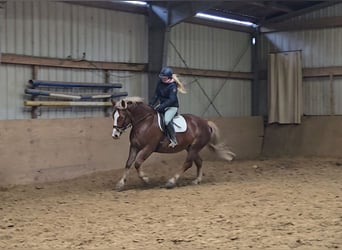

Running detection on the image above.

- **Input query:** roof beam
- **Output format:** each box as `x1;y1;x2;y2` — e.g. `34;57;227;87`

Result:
200;9;258;24
63;1;147;15
262;2;338;24
261;16;342;33
250;2;292;13
149;1;222;27
187;16;255;34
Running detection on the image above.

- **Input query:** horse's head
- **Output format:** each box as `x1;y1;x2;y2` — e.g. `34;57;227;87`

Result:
111;99;133;139
111;97;146;139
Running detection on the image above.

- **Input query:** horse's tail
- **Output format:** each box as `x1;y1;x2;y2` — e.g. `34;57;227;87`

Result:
207;121;236;161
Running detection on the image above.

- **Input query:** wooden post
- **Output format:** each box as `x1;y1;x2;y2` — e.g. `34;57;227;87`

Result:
104;70;111;117
330;74;335;115
31;65;39;119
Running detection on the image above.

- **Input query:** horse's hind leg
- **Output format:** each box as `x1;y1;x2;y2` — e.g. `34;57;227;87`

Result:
165;160;193;189
165;149;197;189
192;155;203;185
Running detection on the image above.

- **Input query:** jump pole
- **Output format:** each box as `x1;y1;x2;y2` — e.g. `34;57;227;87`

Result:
24;101;113;107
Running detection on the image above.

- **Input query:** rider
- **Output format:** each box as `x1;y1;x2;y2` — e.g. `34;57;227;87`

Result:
149;67;187;148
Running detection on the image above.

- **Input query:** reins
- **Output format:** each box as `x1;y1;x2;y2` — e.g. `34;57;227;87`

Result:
131;112;153;127
114;108;153;133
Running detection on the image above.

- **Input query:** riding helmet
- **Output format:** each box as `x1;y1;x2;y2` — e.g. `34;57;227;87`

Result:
159;67;173;78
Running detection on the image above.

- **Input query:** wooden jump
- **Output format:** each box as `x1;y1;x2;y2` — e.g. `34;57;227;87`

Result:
25;89;128;100
28;80;122;88
24;101;113;107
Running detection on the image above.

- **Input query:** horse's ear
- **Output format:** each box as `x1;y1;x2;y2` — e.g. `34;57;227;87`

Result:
121;99;127;109
111;99;116;107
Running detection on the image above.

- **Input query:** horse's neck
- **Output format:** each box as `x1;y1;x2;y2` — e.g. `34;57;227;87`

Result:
130;105;155;126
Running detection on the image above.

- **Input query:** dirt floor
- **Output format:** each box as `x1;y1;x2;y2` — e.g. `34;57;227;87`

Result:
1;157;342;249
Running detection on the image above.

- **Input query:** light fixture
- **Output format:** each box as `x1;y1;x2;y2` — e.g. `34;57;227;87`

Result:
121;1;147;6
196;13;255;27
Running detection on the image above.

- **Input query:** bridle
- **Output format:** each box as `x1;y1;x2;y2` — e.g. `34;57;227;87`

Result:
112;109;132;133
112;108;153;133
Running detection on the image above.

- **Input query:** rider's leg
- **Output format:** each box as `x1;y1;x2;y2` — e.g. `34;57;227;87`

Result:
166;123;177;147
164;107;178;147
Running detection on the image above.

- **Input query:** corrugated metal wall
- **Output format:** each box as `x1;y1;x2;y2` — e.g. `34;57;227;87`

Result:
1;1;253;120
176;76;251;117
3;1;148;61
0;1;148;120
2;2;342;119
168;23;252;117
260;3;342;115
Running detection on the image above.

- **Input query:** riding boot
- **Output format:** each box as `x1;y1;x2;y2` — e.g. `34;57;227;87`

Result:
166;123;178;148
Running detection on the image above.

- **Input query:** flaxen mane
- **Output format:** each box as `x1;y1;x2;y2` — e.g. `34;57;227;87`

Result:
114;96;145;109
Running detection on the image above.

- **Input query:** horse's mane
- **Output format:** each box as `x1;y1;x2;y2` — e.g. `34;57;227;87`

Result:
123;96;145;103
114;96;145;109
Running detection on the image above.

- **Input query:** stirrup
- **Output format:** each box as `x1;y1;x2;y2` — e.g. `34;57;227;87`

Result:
168;140;177;148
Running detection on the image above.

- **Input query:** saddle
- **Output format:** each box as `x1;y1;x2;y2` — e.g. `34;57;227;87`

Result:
157;113;187;133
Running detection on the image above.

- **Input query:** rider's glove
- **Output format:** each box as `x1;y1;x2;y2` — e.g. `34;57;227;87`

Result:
155;106;164;112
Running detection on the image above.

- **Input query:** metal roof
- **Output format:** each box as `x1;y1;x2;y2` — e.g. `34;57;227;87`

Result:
203;1;336;24
67;1;338;26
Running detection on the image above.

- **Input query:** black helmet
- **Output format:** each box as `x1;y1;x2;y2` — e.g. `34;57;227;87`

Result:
159;67;173;78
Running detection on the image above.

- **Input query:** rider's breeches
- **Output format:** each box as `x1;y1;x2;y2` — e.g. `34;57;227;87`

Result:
164;107;178;125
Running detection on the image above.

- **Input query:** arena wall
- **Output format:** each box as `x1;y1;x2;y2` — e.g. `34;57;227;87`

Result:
0;116;263;186
263;116;342;158
2;116;342;186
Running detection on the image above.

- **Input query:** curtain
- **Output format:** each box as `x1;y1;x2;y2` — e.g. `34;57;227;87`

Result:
268;51;303;124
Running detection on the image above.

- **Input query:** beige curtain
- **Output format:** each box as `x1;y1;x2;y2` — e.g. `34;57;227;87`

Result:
268;51;303;124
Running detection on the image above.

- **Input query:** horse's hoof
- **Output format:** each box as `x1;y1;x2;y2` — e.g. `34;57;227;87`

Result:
192;180;201;185
141;177;149;184
165;181;176;189
115;183;125;192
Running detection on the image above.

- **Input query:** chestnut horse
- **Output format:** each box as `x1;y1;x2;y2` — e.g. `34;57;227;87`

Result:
111;97;235;191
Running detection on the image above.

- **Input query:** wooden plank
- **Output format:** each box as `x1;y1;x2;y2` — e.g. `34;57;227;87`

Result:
29;80;122;88
1;53;147;71
303;67;342;78
25;89;128;100
173;67;253;80
24;101;113;107
2;53;253;80
259;66;342;80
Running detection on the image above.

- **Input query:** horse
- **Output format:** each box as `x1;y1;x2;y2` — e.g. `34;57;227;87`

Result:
111;96;236;191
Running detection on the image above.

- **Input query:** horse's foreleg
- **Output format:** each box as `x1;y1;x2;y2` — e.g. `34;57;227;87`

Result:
192;155;203;185
134;147;153;185
116;146;138;191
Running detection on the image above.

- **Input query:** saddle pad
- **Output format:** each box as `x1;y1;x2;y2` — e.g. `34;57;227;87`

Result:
157;114;187;133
